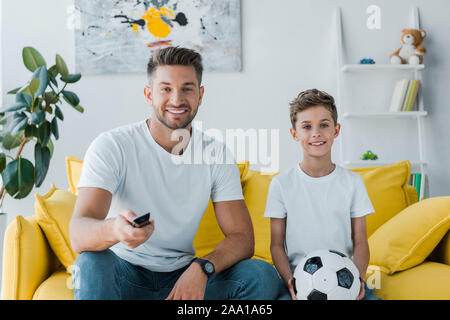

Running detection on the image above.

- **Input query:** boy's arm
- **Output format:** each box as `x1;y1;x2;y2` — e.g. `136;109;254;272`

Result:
351;216;370;299
351;216;370;279
270;217;296;299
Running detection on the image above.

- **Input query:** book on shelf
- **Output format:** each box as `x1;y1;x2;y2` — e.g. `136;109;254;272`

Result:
405;80;420;111
389;79;409;112
389;79;420;112
409;173;423;201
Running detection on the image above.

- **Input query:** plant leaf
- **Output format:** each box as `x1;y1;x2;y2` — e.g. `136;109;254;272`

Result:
62;90;80;106
44;92;59;104
24;124;37;138
34;143;50;188
0;103;27;113
30;109;45;125
50;117;59;140
22;47;47;72
73;105;84;113
8;112;28;136
7;87;22;95
38;121;51;147
46;138;54;158
1;157;35;199
55;105;64;120
60;73;81;83
16;93;33;106
28;78;40;96
55;54;69;81
0;153;6;173
2;132;24;150
32;66;48;98
11;117;28;136
48;65;59;77
1;159;19;196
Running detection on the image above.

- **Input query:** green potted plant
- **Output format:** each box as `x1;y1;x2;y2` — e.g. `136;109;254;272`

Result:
0;46;84;208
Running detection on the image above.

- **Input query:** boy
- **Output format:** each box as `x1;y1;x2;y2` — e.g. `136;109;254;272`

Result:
264;89;380;300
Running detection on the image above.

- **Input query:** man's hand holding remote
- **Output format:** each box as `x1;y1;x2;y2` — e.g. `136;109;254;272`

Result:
113;209;154;249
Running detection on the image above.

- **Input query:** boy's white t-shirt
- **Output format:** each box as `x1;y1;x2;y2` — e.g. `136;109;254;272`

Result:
77;120;243;272
264;164;374;273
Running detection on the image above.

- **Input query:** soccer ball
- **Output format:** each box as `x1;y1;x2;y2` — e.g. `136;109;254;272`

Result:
293;249;361;300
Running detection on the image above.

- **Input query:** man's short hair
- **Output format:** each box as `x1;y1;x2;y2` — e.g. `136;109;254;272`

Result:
147;46;203;86
289;89;338;128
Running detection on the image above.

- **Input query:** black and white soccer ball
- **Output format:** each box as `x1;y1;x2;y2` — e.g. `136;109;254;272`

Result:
293;249;361;300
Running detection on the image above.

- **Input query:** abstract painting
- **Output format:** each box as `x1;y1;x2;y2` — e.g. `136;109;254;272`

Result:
74;0;242;75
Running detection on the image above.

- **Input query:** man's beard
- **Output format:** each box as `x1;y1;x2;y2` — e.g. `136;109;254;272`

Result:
154;103;198;130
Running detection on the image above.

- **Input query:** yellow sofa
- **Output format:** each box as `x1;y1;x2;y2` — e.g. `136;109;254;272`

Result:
2;158;450;300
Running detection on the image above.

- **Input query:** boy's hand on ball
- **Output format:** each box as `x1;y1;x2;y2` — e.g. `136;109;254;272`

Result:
356;279;365;300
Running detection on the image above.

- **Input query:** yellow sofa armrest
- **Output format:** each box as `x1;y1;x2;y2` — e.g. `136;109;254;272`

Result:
2;215;60;300
429;231;450;266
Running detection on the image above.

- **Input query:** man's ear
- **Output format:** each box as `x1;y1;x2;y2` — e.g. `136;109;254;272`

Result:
144;86;152;105
198;85;205;106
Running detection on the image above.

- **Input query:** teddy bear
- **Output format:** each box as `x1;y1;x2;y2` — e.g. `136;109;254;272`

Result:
390;29;426;64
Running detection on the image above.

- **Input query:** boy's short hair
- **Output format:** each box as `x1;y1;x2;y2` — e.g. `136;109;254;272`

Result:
147;46;203;86
289;89;338;128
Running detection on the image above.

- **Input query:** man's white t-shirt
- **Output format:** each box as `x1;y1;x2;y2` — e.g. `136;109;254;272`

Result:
78;120;244;272
264;165;374;273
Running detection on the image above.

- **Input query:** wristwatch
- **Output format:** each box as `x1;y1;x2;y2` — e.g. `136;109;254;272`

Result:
193;258;215;277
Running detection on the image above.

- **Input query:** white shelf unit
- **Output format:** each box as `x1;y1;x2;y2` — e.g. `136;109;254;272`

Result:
341;64;424;72
335;7;426;200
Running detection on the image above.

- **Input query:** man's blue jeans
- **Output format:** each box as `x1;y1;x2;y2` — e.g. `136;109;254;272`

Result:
72;249;283;300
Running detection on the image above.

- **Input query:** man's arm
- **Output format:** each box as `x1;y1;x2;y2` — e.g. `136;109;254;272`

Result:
202;199;254;271
166;199;254;300
69;187;154;254
70;187;117;254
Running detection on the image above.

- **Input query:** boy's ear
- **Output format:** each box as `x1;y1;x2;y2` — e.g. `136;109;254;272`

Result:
334;123;341;138
290;127;299;141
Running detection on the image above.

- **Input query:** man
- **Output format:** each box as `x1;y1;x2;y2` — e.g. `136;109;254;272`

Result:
69;47;281;300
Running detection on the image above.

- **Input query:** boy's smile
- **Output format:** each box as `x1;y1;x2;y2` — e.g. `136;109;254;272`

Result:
290;105;340;160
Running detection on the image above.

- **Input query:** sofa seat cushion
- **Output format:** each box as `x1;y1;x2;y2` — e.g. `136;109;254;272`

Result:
372;261;450;300
32;270;74;300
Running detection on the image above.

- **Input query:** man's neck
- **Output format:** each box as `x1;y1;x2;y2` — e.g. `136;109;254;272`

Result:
147;118;192;155
300;156;335;178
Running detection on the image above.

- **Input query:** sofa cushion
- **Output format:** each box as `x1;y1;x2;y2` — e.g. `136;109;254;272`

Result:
368;196;450;274
350;161;411;237
35;184;78;270
66;156;83;195
32;269;74;300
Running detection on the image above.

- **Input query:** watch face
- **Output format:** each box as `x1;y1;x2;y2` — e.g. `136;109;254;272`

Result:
205;262;214;274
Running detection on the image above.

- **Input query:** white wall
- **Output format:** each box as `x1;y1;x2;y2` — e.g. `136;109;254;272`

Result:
1;0;450;229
